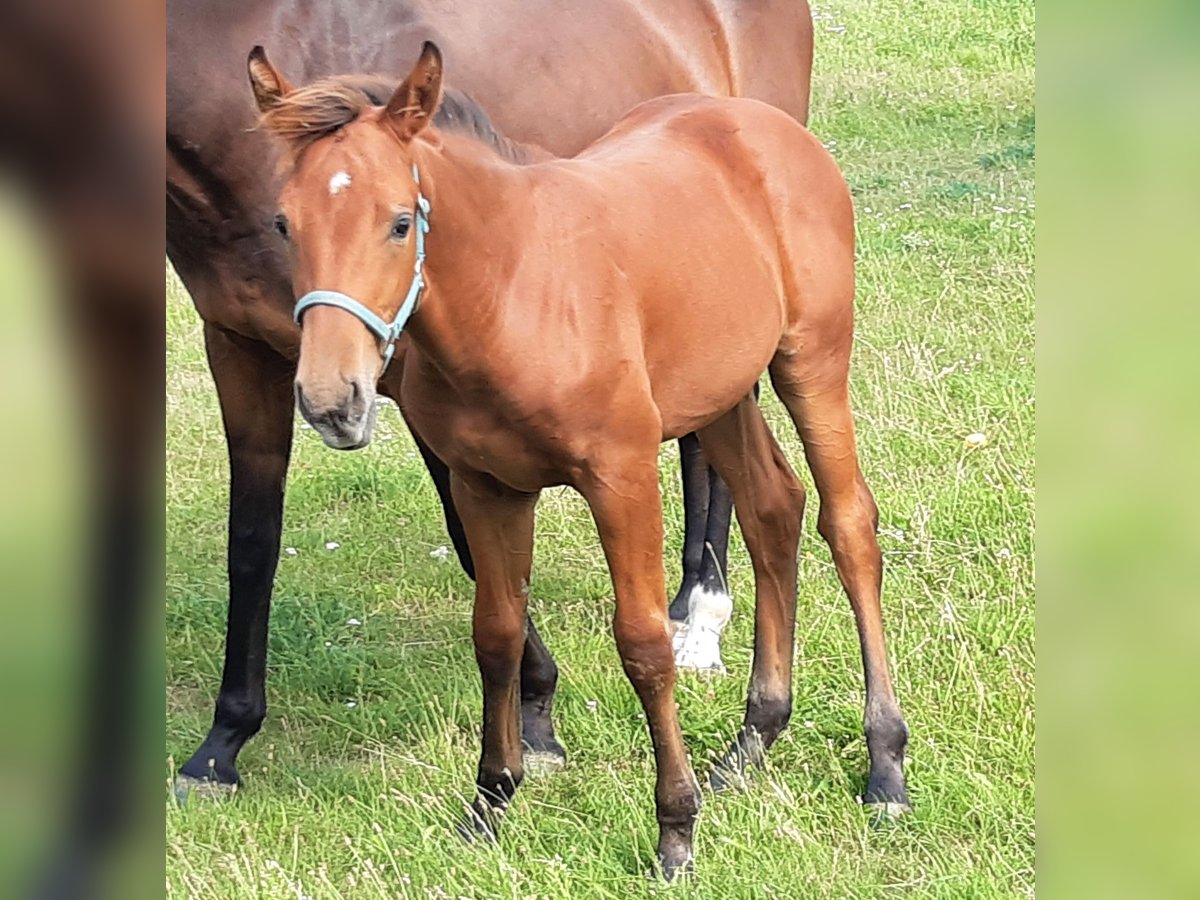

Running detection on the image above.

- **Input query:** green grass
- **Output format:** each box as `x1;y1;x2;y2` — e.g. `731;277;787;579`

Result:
166;1;1035;896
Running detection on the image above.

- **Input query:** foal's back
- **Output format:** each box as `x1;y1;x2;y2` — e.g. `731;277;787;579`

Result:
538;94;856;439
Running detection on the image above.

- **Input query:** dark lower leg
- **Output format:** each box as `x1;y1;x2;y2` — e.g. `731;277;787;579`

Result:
696;466;733;594
180;327;293;789
670;433;710;621
520;618;565;764
412;430;475;580
179;475;283;786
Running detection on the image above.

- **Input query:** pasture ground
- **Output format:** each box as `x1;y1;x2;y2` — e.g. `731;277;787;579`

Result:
166;1;1035;896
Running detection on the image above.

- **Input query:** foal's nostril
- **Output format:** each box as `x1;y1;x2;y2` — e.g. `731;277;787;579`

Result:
349;379;362;404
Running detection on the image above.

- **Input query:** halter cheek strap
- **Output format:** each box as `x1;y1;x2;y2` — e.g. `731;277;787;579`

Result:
293;164;431;374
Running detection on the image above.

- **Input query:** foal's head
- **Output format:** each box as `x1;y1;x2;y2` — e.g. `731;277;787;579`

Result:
249;43;443;449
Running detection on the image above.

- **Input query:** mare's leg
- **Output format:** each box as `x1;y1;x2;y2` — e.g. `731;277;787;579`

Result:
693;398;806;789
450;474;538;838
670;435;734;671
582;454;701;879
770;358;910;812
668;433;710;624
177;325;294;791
410;426;565;770
412;430;475;579
519;618;566;771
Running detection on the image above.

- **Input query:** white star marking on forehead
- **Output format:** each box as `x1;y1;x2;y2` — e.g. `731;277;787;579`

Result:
328;171;352;195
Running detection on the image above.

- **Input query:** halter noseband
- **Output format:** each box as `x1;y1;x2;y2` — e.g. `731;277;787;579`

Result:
292;164;431;374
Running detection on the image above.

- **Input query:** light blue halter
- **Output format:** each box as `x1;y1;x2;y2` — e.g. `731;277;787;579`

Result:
293;165;432;373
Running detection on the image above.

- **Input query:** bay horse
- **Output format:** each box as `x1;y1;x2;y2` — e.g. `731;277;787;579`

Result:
251;43;910;878
169;0;813;794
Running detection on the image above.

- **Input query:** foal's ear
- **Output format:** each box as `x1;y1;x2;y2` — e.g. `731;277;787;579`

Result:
247;46;295;114
384;42;443;142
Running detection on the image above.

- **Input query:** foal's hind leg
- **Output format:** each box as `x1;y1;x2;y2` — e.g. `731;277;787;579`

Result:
770;361;910;812
693;396;806;789
449;473;539;839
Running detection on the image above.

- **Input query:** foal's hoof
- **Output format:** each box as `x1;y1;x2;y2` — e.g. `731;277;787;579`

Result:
456;803;501;845
708;763;747;794
172;773;238;805
708;729;765;793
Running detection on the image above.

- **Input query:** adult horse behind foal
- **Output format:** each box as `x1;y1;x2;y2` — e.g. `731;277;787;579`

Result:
254;43;910;878
168;0;813;795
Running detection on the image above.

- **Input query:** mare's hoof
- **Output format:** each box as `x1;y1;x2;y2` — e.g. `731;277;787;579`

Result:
865;799;912;821
652;850;695;883
863;770;910;821
172;773;238;805
523;748;567;778
521;731;567;778
671;586;732;673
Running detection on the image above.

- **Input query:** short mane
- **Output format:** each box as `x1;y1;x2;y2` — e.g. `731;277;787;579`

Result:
258;74;536;163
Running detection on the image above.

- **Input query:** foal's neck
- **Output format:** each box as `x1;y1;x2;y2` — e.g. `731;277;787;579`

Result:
404;133;532;384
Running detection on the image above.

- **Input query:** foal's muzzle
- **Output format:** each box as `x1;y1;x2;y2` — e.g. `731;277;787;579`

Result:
295;378;377;450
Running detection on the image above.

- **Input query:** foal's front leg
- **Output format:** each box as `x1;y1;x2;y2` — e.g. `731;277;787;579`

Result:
406;421;565;770
449;473;538;838
583;456;701;879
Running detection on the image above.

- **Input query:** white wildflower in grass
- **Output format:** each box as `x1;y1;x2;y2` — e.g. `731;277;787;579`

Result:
964;432;988;449
586;700;598;712
346;617;362;626
284;547;298;556
325;541;340;550
430;545;451;560
345;700;357;709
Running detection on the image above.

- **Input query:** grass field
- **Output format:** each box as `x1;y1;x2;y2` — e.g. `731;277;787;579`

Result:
166;1;1035;896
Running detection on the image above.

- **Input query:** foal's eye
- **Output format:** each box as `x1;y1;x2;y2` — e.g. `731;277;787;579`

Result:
273;214;289;239
390;214;413;241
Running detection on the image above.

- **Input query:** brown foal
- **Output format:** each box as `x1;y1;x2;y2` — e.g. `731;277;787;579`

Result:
250;44;909;877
